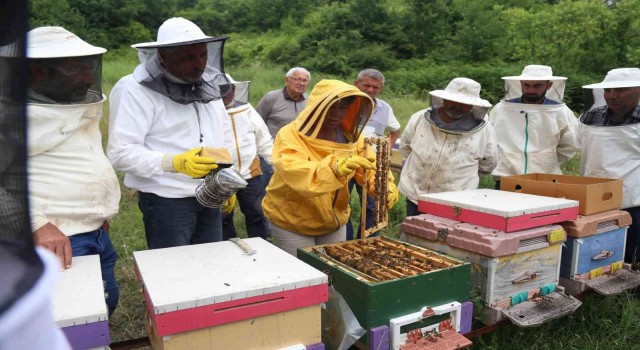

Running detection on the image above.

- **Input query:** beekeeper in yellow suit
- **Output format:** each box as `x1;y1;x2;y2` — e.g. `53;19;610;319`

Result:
263;79;399;255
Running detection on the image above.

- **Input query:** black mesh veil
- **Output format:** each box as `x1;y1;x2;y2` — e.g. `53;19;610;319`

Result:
0;0;43;315
134;38;230;104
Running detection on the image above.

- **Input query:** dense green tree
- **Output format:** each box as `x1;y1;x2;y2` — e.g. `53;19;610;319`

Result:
30;0;86;33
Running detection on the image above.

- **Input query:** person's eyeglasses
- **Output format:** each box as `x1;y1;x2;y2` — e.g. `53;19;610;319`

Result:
289;77;309;84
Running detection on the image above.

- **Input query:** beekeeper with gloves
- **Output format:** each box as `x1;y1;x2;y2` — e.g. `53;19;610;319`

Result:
107;17;231;249
262;79;399;255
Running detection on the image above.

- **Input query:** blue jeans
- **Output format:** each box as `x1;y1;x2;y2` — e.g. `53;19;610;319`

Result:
623;206;640;264
223;176;269;240
138;192;222;249
70;227;119;317
406;199;420;217
346;179;375;240
260;157;273;198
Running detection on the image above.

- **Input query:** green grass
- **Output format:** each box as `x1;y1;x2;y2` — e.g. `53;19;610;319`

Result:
102;56;640;349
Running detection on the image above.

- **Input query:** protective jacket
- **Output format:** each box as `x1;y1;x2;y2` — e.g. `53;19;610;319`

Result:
28;95;120;234
399;108;496;204
224;103;273;179
262;80;385;236
490;102;578;177
107;74;228;198
578;122;640;209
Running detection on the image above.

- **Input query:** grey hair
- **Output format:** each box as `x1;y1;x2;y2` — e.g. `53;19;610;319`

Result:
357;68;385;84
286;67;311;80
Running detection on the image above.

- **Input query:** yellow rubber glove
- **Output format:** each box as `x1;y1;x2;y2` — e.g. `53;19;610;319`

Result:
172;147;218;178
333;155;375;177
386;181;399;209
222;195;237;215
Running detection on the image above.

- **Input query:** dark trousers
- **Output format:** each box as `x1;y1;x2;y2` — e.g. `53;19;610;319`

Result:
70;227;119;317
406;199;420;217
346;179;375;240
223;176;269;240
259;157;273;197
624;206;640;264
138;192;222;249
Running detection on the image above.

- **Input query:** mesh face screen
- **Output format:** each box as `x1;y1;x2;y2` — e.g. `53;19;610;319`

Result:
0;0;43;316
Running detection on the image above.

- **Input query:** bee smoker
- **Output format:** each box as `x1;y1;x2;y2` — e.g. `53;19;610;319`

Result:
195;168;247;208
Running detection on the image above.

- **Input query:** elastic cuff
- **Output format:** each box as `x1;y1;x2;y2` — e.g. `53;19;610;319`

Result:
330;155;340;177
161;154;176;173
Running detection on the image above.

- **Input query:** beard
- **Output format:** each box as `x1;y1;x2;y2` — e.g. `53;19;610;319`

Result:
442;105;471;120
522;92;546;104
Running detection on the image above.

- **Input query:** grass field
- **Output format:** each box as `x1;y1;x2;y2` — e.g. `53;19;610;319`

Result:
101;57;640;349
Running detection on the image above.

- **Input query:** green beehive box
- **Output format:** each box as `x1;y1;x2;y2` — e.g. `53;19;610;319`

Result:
297;237;471;346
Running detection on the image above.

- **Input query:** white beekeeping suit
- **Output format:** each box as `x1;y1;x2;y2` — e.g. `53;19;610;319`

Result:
490;65;578;178
578;68;640;209
399;77;497;204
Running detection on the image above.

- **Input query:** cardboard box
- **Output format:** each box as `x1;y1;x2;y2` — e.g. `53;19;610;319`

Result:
389;148;403;168
500;173;623;216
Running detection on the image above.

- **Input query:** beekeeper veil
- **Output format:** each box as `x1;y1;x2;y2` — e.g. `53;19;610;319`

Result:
219;73;250;108
429;77;492;120
26;27;105;104
132;17;229;105
501;65;567;104
296;80;373;143
581;68;640;113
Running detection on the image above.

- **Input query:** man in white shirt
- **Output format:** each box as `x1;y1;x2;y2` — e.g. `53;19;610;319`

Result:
107;18;230;249
347;69;401;239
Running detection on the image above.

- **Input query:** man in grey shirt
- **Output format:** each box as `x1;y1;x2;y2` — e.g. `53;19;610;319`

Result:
256;67;311;191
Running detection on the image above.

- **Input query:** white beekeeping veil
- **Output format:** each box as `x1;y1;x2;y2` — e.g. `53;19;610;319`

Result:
581;68;640;112
132;17;230;105
26;26;106;104
501;65;567;103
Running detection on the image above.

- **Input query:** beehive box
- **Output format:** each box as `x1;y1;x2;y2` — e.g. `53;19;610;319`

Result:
52;255;110;350
402;214;581;327
558;210;640;296
134;238;328;350
500;173;623;215
418;189;579;232
298;237;471;347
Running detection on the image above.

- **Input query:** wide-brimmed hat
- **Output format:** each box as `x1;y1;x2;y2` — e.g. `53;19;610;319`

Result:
502;65;566;81
132;17;225;49
429;77;491;107
583;68;640;89
27;26;106;58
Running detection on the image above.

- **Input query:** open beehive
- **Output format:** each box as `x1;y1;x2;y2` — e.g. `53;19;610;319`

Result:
298;237;471;347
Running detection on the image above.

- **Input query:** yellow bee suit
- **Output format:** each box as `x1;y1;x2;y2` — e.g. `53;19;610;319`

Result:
263;79;390;236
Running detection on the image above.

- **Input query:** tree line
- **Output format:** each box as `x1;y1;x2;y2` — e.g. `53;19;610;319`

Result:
30;0;640;111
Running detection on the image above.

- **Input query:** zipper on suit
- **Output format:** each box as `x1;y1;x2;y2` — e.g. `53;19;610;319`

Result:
523;112;529;174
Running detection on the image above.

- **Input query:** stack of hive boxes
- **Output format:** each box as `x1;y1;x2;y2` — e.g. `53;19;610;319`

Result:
402;189;582;327
501;174;640;296
298;237;473;350
134;238;328;350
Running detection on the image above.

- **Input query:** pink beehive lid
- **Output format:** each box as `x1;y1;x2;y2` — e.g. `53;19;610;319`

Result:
402;214;566;257
560;209;631;238
134;238;328;336
418;189;579;232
